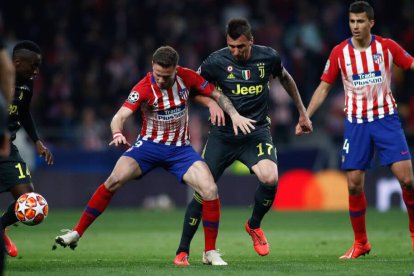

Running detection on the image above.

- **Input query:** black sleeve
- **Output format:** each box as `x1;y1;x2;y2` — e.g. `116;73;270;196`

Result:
198;54;215;81
271;48;283;78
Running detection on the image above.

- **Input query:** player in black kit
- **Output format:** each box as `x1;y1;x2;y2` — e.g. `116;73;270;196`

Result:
0;41;53;257
174;18;312;266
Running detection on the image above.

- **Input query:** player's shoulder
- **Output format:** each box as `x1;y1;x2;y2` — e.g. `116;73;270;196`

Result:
252;44;278;56
176;66;199;79
331;39;349;54
204;47;231;64
176;65;196;74
374;35;399;47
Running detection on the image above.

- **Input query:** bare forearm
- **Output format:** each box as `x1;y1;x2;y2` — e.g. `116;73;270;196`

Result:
213;91;239;117
279;71;306;115
110;107;133;134
306;82;331;118
110;114;125;133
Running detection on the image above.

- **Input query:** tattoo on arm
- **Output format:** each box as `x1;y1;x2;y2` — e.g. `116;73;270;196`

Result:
279;70;306;113
214;91;237;117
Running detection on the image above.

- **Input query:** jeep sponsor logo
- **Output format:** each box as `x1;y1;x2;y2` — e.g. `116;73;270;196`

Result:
352;71;383;87
231;84;264;95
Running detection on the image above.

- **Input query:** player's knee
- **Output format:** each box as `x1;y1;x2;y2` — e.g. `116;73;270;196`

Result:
258;171;278;186
105;174;123;192
199;183;218;201
399;176;414;190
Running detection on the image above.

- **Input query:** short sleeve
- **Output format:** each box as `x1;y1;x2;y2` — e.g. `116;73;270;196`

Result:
387;39;414;70
179;67;215;96
321;46;340;84
122;78;150;112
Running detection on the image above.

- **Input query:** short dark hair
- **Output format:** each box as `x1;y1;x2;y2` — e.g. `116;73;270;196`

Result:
226;18;252;40
349;1;374;20
152;46;179;68
12;40;41;58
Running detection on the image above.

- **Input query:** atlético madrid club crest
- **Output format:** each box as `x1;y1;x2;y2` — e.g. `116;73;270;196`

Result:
373;53;383;64
242;70;251;80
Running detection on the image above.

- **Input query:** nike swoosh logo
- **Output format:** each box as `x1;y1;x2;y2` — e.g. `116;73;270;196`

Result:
401;151;409;155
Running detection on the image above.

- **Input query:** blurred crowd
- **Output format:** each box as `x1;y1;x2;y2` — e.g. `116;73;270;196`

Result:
1;0;414;152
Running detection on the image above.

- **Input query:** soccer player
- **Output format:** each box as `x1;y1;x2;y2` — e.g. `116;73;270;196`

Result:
174;18;312;264
296;1;414;259
54;45;255;266
0;40;54;258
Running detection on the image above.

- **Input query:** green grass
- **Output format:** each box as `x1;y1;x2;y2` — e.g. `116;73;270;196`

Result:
4;208;414;275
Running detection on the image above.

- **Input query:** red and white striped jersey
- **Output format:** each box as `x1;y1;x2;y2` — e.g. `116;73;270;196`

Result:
123;66;214;145
322;35;413;123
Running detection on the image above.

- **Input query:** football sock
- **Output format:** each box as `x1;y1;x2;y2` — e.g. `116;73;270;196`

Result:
202;198;220;252
349;193;368;244
248;184;277;229
0;201;18;229
176;192;203;255
402;188;414;246
74;184;114;237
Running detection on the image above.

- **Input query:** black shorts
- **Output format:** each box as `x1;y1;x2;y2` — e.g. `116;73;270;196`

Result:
0;143;32;192
202;127;277;181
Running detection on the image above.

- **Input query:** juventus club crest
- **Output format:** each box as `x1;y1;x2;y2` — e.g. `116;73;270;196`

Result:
257;63;265;78
242;70;251;80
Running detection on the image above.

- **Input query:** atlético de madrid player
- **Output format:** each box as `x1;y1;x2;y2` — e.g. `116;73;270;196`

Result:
296;1;414;259
54;45;255;266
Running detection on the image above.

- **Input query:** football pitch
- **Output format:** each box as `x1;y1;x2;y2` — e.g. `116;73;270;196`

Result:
5;208;414;275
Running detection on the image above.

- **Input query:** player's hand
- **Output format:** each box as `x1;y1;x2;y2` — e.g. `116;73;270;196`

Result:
35;140;54;165
295;114;313;136
208;101;225;126
109;132;131;147
230;114;256;135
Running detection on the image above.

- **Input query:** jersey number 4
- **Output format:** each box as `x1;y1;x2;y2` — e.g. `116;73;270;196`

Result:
343;139;350;154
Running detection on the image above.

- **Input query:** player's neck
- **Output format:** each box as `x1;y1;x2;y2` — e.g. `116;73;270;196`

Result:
351;35;372;51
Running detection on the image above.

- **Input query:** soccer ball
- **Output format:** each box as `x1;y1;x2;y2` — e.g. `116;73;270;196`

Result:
15;192;49;226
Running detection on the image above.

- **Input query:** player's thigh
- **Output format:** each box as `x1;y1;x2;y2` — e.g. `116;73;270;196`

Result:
106;156;142;191
372;114;411;166
0;146;33;193
183;160;217;200
239;128;278;178
341;119;373;170
202;132;238;182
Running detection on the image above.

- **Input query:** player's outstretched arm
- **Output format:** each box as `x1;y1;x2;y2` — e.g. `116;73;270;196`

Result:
193;95;225;126
277;68;313;136
109;106;132;147
295;81;332;136
210;89;256;135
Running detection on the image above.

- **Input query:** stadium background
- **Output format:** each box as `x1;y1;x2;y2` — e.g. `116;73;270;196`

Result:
0;0;413;211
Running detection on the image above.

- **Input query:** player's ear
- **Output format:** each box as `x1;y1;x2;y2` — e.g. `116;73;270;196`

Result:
370;20;375;28
250;36;254;45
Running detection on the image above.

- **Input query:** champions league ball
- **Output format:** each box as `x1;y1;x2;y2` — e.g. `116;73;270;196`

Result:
15;192;49;226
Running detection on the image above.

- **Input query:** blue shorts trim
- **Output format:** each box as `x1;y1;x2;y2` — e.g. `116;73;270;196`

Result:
122;139;203;182
341;114;411;170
